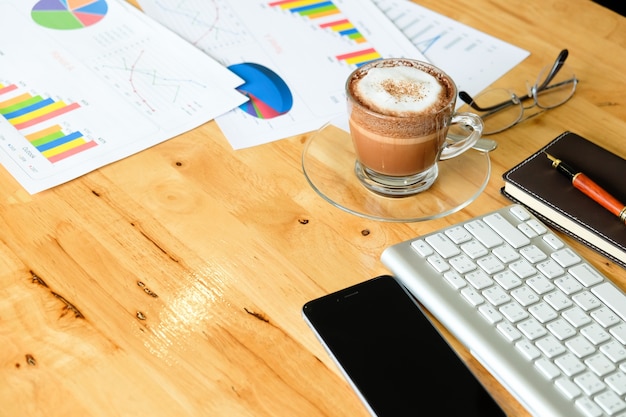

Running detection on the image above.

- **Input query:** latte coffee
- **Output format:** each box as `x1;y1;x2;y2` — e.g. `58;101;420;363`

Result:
347;59;455;176
345;58;482;196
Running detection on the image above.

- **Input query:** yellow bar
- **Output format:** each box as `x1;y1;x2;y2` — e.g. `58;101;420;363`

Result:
344;52;381;65
10;101;66;125
41;137;87;158
275;0;321;9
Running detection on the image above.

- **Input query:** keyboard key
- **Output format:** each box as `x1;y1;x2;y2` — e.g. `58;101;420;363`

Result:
575;396;604;417
547;318;577;341
478;304;503;324
426;254;449;273
580;323;611;345
544;289;573;311
566;336;596;358
526;219;548;235
594;390;626;415
573;291;602;311
554;274;584;295
511;285;540;307
460;287;484;307
543;233;565;249
570;264;605;287
605;371;626;396
536;335;566;358
563;306;593;328
484;212;531;248
536;259;565;279
500;302;529;323
574;371;606;396
497;321;522;342
592;282;626;322
552;248;581;268
535;357;561;379
492;244;520;263
585;353;616;376
494;269;522;290
555;352;586;376
510;259;537;278
555;376;582;399
449;254;477;273
529;301;558;323
465;270;493;290
477;254;504;274
527;275;555;295
425;233;460;258
460;239;488;259
444;226;472;244
443;271;466;290
410;239;433;257
591;307;621;328
520;245;547;263
518;317;547;340
515;338;541;360
600;341;626;363
509;205;531;221
464;219;503;248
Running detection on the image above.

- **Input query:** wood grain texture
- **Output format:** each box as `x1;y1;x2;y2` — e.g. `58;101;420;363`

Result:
2;1;625;416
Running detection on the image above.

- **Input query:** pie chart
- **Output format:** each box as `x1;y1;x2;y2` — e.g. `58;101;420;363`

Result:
228;62;293;119
31;0;108;30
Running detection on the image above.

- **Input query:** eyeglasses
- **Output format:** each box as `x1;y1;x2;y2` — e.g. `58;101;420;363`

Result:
459;49;578;135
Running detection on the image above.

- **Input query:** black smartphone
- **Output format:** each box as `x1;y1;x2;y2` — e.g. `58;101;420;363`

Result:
302;275;506;417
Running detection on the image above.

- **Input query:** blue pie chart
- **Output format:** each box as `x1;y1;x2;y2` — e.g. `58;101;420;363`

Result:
228;62;293;119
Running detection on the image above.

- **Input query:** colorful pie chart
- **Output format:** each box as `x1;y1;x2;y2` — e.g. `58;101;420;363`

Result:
228;62;293;119
32;0;108;30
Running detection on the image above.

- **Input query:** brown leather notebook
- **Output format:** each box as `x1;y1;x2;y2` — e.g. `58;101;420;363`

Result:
501;131;626;268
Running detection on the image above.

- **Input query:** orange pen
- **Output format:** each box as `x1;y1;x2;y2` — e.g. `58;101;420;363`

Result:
545;152;626;224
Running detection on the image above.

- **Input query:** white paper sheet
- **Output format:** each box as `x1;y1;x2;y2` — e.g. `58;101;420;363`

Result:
373;0;530;98
0;0;247;194
136;0;427;149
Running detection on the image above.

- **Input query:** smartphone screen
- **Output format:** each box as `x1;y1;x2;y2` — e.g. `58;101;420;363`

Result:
302;275;505;417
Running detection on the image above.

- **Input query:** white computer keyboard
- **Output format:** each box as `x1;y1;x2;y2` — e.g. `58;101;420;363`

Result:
381;205;626;417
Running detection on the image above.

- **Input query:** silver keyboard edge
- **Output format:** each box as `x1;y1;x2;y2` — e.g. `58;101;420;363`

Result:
381;205;584;417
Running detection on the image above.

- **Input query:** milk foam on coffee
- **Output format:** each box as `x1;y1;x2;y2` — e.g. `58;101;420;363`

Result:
352;65;443;116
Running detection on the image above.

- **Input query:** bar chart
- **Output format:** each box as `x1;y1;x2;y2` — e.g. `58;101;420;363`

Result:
0;82;98;164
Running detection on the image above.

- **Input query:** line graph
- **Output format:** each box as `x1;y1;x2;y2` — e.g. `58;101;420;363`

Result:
91;45;209;117
149;0;250;50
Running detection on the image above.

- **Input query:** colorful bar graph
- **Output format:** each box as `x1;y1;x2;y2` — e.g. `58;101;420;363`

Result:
270;0;339;19
25;125;98;163
0;83;98;163
269;0;380;66
336;48;381;67
319;18;365;43
0;89;82;130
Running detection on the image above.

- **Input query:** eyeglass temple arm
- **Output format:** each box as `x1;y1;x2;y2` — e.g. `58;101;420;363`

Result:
535;49;569;91
458;48;569;112
458;91;517;113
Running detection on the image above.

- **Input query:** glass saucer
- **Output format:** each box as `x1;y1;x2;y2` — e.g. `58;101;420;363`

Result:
301;120;491;222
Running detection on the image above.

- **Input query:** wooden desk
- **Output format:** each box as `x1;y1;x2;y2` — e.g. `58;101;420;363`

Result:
2;1;625;416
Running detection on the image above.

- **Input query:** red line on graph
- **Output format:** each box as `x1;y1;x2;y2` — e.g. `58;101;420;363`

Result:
128;50;156;113
192;0;220;46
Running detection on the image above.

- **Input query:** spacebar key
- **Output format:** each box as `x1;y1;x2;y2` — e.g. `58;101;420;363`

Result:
592;282;626;322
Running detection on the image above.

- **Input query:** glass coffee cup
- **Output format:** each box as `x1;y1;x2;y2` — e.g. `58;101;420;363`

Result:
346;58;483;197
